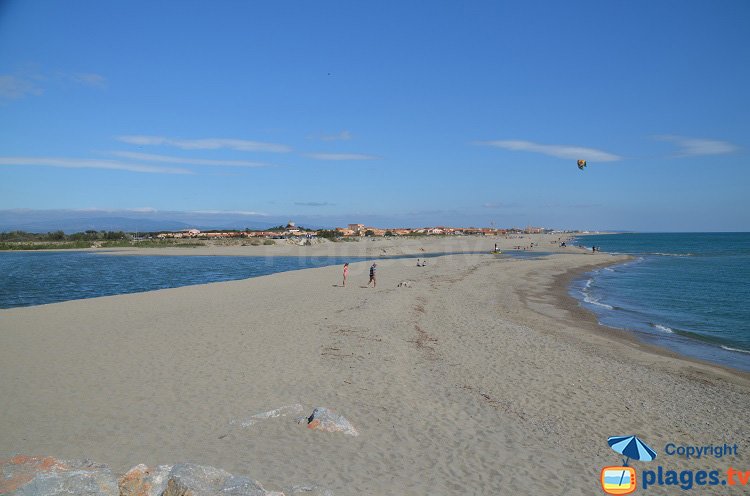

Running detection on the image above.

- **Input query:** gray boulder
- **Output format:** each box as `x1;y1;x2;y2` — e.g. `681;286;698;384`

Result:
118;463;283;496
0;455;118;496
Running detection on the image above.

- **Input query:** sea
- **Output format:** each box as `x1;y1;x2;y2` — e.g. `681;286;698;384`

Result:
571;233;750;372
0;252;377;309
0;250;498;309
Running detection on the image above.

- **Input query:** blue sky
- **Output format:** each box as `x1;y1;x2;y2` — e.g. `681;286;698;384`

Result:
1;0;748;231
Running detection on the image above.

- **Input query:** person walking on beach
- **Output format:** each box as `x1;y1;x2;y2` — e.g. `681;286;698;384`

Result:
368;263;377;287
342;263;349;287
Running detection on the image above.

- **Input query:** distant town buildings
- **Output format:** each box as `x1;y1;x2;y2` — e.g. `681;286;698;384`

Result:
154;221;554;240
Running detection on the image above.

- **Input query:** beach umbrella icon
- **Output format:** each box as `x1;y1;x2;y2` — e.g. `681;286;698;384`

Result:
608;435;657;486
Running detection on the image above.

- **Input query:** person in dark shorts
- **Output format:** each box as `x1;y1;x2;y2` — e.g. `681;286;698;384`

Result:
368;263;377;287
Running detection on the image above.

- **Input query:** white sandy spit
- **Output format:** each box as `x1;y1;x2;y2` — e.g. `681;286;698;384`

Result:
1;236;748;494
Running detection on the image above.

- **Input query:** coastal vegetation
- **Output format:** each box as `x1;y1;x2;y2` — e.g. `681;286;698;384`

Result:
0;230;205;250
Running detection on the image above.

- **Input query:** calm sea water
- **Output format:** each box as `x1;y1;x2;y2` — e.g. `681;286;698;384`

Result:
0;250;499;309
571;233;750;371
0;252;373;309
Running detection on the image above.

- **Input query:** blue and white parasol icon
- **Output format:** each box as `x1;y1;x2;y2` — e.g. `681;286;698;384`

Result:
608;435;657;486
608;435;657;465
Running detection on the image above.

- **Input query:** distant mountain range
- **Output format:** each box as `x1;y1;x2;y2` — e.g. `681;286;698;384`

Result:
1;217;196;233
0;210;286;233
0;209;541;233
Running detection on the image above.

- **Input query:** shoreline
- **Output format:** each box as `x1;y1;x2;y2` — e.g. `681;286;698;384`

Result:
1;239;748;493
4;237;749;376
3;237;748;377
567;232;750;374
549;259;750;383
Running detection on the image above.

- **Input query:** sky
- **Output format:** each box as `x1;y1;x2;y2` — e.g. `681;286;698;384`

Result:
1;0;748;231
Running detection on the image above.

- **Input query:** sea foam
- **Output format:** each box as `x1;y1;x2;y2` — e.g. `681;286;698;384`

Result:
721;345;750;354
651;323;674;334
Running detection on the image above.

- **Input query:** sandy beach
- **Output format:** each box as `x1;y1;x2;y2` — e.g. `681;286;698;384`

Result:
1;235;748;494
88;232;566;258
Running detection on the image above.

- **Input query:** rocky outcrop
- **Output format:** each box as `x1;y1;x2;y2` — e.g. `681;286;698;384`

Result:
0;455;118;496
1;405;355;495
118;463;282;496
1;457;283;496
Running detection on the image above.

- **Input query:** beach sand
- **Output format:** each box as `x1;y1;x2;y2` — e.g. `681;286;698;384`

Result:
1;235;748;494
87;231;565;258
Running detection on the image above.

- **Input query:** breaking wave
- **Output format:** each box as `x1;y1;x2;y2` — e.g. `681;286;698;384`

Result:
650;323;674;334
721;345;750;354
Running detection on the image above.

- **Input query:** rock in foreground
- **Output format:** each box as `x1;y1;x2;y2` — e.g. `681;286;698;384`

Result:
298;408;359;436
1;457;282;496
0;455;118;496
119;463;282;496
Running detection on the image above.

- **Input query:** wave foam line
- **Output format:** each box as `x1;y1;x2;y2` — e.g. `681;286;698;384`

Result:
651;323;674;334
583;294;614;310
721;345;750;354
648;252;694;257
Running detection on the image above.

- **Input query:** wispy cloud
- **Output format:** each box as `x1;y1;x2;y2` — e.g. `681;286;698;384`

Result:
482;202;519;209
128;207;158;213
68;72;106;88
295;201;334;207
0;157;191;174
542;202;602;209
305;152;378;161
655;135;738;157
191;210;268;216
117;135;291;153
0;69;106;101
109;151;272;168
64;207;159;213
476;140;622;162
320;130;352;142
0;74;43;100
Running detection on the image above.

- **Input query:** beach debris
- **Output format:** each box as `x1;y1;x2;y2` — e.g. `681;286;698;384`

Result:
0;455;118;496
230;404;305;428
577;159;587;170
397;280;413;288
296;407;359;436
118;463;282;496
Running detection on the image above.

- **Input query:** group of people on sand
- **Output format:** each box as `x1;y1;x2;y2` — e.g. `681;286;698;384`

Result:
341;262;377;288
